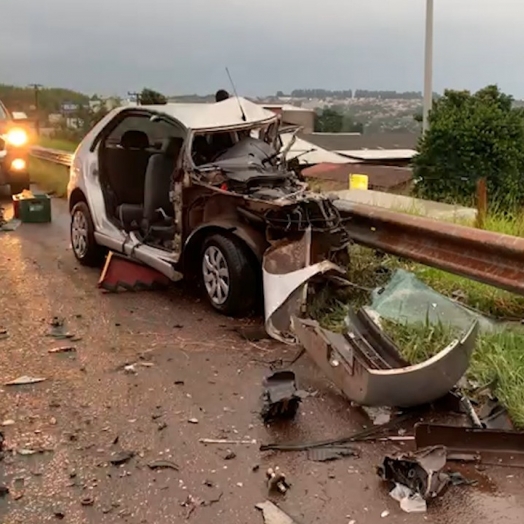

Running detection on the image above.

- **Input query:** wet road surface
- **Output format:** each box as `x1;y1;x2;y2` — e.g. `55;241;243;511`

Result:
1;196;524;524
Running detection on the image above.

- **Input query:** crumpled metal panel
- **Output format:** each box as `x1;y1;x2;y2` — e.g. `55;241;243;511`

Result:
262;230;345;344
377;445;449;500
291;312;478;408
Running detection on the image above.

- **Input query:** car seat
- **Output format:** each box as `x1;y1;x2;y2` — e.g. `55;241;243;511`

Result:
142;137;184;240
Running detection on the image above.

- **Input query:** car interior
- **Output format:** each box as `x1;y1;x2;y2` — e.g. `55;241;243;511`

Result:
98;114;185;246
97;114;280;250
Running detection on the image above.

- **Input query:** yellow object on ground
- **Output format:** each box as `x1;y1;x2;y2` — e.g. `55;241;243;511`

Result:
349;174;369;190
19;189;34;199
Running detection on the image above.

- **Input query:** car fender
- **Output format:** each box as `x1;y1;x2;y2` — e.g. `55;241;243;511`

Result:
183;219;267;264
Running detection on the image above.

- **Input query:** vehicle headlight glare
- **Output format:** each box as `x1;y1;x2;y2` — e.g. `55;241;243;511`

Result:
6;128;28;147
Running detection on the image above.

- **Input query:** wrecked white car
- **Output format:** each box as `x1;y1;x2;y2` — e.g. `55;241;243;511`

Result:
67;97;349;325
66;96;479;406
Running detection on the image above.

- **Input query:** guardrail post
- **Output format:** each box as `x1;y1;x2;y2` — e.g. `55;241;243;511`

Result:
475;177;487;229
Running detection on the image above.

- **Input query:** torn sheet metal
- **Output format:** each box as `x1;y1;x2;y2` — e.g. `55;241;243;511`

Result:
261;371;302;423
292;309;478;408
263;233;345;344
415;423;524;466
478;397;514;430
377;446;449;500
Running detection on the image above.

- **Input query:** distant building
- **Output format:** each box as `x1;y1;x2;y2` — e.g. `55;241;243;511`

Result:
262;104;316;134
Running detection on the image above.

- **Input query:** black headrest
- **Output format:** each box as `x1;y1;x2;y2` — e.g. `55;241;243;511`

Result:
162;137;184;158
121;130;149;149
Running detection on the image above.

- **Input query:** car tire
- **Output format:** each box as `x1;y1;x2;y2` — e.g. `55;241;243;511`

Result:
200;233;259;317
10;176;30;196
71;201;105;267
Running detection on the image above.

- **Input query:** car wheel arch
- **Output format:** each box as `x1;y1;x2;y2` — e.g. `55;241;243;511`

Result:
69;188;87;212
183;222;266;277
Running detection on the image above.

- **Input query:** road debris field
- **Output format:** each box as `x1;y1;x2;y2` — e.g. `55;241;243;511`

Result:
2;195;524;524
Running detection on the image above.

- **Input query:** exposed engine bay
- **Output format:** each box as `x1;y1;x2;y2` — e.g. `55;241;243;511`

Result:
188;131;349;250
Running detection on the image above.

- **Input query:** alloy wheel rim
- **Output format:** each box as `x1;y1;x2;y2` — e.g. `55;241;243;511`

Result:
71;210;88;258
202;245;230;305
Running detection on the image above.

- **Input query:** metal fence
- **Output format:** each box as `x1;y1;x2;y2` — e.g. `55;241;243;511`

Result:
30;146;73;167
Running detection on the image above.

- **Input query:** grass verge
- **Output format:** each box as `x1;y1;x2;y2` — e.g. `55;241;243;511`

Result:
29;157;69;197
37;137;78;152
385;320;524;428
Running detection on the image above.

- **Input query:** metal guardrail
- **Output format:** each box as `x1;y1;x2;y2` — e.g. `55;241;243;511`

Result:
30;146;73;167
27;145;524;297
335;200;524;297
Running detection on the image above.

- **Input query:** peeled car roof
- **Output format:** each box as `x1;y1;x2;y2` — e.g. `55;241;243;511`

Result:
139;97;278;131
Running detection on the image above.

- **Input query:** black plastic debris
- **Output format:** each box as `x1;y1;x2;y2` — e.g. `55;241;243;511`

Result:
377;446;450;500
448;471;478;487
47;317;75;340
261;371;301;423
109;451;135;466
147;459;179;471
307;446;359;462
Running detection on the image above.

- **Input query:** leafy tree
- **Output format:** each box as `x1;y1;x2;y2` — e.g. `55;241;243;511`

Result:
139;88;167;105
413;85;524;209
315;108;344;132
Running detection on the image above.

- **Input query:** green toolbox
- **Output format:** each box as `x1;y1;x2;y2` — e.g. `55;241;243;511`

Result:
13;192;52;223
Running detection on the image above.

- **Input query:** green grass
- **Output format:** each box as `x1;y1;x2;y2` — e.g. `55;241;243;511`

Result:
29;157;69;197
384;320;524;428
37;137;78;152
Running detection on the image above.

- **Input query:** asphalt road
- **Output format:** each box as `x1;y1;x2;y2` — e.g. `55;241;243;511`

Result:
1;195;524;524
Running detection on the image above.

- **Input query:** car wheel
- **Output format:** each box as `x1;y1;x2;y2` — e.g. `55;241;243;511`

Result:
201;234;259;316
10;177;30;195
71;201;104;266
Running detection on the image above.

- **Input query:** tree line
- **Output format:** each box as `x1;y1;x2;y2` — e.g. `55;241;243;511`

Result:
277;89;428;100
0;84;89;113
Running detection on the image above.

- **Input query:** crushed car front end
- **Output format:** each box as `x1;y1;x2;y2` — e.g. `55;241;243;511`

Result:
183;122;350;339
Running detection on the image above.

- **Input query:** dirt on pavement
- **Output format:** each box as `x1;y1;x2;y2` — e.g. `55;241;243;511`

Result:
1;196;524;524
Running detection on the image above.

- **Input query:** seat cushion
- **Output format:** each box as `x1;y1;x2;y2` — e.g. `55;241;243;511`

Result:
116;203;143;231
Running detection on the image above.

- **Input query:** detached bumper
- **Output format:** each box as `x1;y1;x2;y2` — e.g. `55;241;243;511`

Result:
292;311;478;408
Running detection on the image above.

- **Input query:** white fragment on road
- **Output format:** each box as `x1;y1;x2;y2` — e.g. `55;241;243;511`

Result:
390;483;427;513
199;438;257;445
5;376;46;386
236;482;243;488
48;346;76;354
138;362;154;367
124;365;137;374
188;418;199;424
255;501;297;524
381;510;390;518
2;419;15;426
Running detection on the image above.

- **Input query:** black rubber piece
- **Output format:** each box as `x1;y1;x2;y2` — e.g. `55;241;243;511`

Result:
70;201;105;267
201;233;259;317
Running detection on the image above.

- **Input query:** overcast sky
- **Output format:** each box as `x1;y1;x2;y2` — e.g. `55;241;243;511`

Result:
1;0;523;97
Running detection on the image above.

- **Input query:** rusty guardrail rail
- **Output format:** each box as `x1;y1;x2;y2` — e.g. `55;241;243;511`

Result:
335;200;524;296
30;146;73;167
